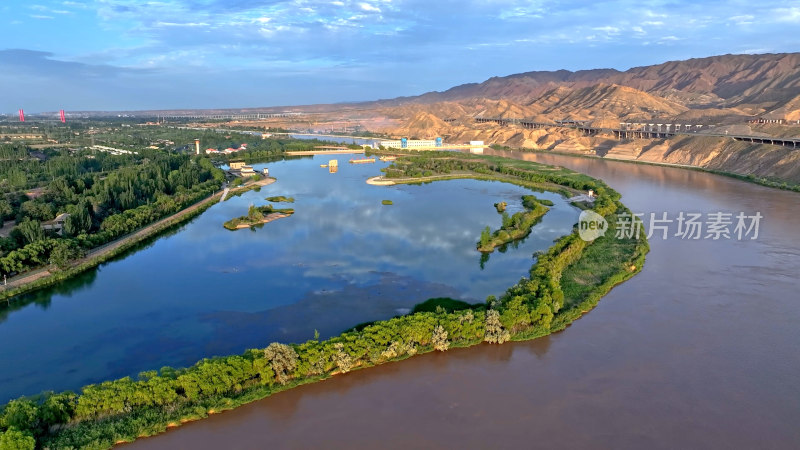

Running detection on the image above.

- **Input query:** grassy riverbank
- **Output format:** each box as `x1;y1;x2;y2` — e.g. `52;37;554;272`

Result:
0;152;648;449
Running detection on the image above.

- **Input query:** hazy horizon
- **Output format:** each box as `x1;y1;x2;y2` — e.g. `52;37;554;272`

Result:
2;0;799;113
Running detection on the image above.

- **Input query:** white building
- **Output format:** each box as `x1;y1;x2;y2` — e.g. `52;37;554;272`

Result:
42;213;70;236
380;137;443;149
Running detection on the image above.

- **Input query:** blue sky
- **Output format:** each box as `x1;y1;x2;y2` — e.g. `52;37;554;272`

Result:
1;0;799;112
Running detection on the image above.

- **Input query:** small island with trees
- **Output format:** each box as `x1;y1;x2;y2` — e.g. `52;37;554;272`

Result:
265;196;294;203
478;195;550;253
223;204;295;230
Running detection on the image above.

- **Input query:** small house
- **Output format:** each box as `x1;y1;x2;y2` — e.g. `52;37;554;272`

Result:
42;213;70;236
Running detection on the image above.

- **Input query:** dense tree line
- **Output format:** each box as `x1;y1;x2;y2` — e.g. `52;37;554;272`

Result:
0;145;146;193
0;154;224;278
0;153;649;449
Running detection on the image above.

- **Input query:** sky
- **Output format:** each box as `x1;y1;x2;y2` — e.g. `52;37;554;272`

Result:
1;0;799;112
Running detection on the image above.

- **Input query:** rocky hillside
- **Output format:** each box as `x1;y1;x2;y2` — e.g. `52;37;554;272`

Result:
400;53;800;117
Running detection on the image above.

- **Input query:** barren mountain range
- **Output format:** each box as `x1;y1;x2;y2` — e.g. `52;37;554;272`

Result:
206;53;800;183
368;53;800;183
391;52;800;114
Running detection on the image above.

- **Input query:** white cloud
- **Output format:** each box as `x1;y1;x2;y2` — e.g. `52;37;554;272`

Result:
773;7;800;23
154;22;208;27
359;2;381;13
593;26;620;35
729;14;754;25
643;10;667;18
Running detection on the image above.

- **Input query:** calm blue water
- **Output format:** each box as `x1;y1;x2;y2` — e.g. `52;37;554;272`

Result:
0;155;579;401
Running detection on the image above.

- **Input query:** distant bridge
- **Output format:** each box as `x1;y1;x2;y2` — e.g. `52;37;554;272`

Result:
474;117;800;149
158;113;303;120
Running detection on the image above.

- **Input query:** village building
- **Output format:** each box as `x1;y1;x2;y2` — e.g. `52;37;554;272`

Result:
42;213;70;236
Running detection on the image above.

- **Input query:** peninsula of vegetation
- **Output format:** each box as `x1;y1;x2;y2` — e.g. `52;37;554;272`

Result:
0;151;648;449
478;195;550;253
223;205;295;230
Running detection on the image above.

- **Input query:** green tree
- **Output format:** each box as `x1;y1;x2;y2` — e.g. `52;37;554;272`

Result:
15;219;44;245
479;226;491;247
263;343;298;385
65;202;92;236
50;240;85;270
0;428;35;450
247;204;264;221
0;398;39;433
39;392;76;429
501;211;512;229
19;201;54;222
0;199;13;221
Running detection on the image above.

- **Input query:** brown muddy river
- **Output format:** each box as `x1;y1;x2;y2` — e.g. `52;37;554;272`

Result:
128;151;800;449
